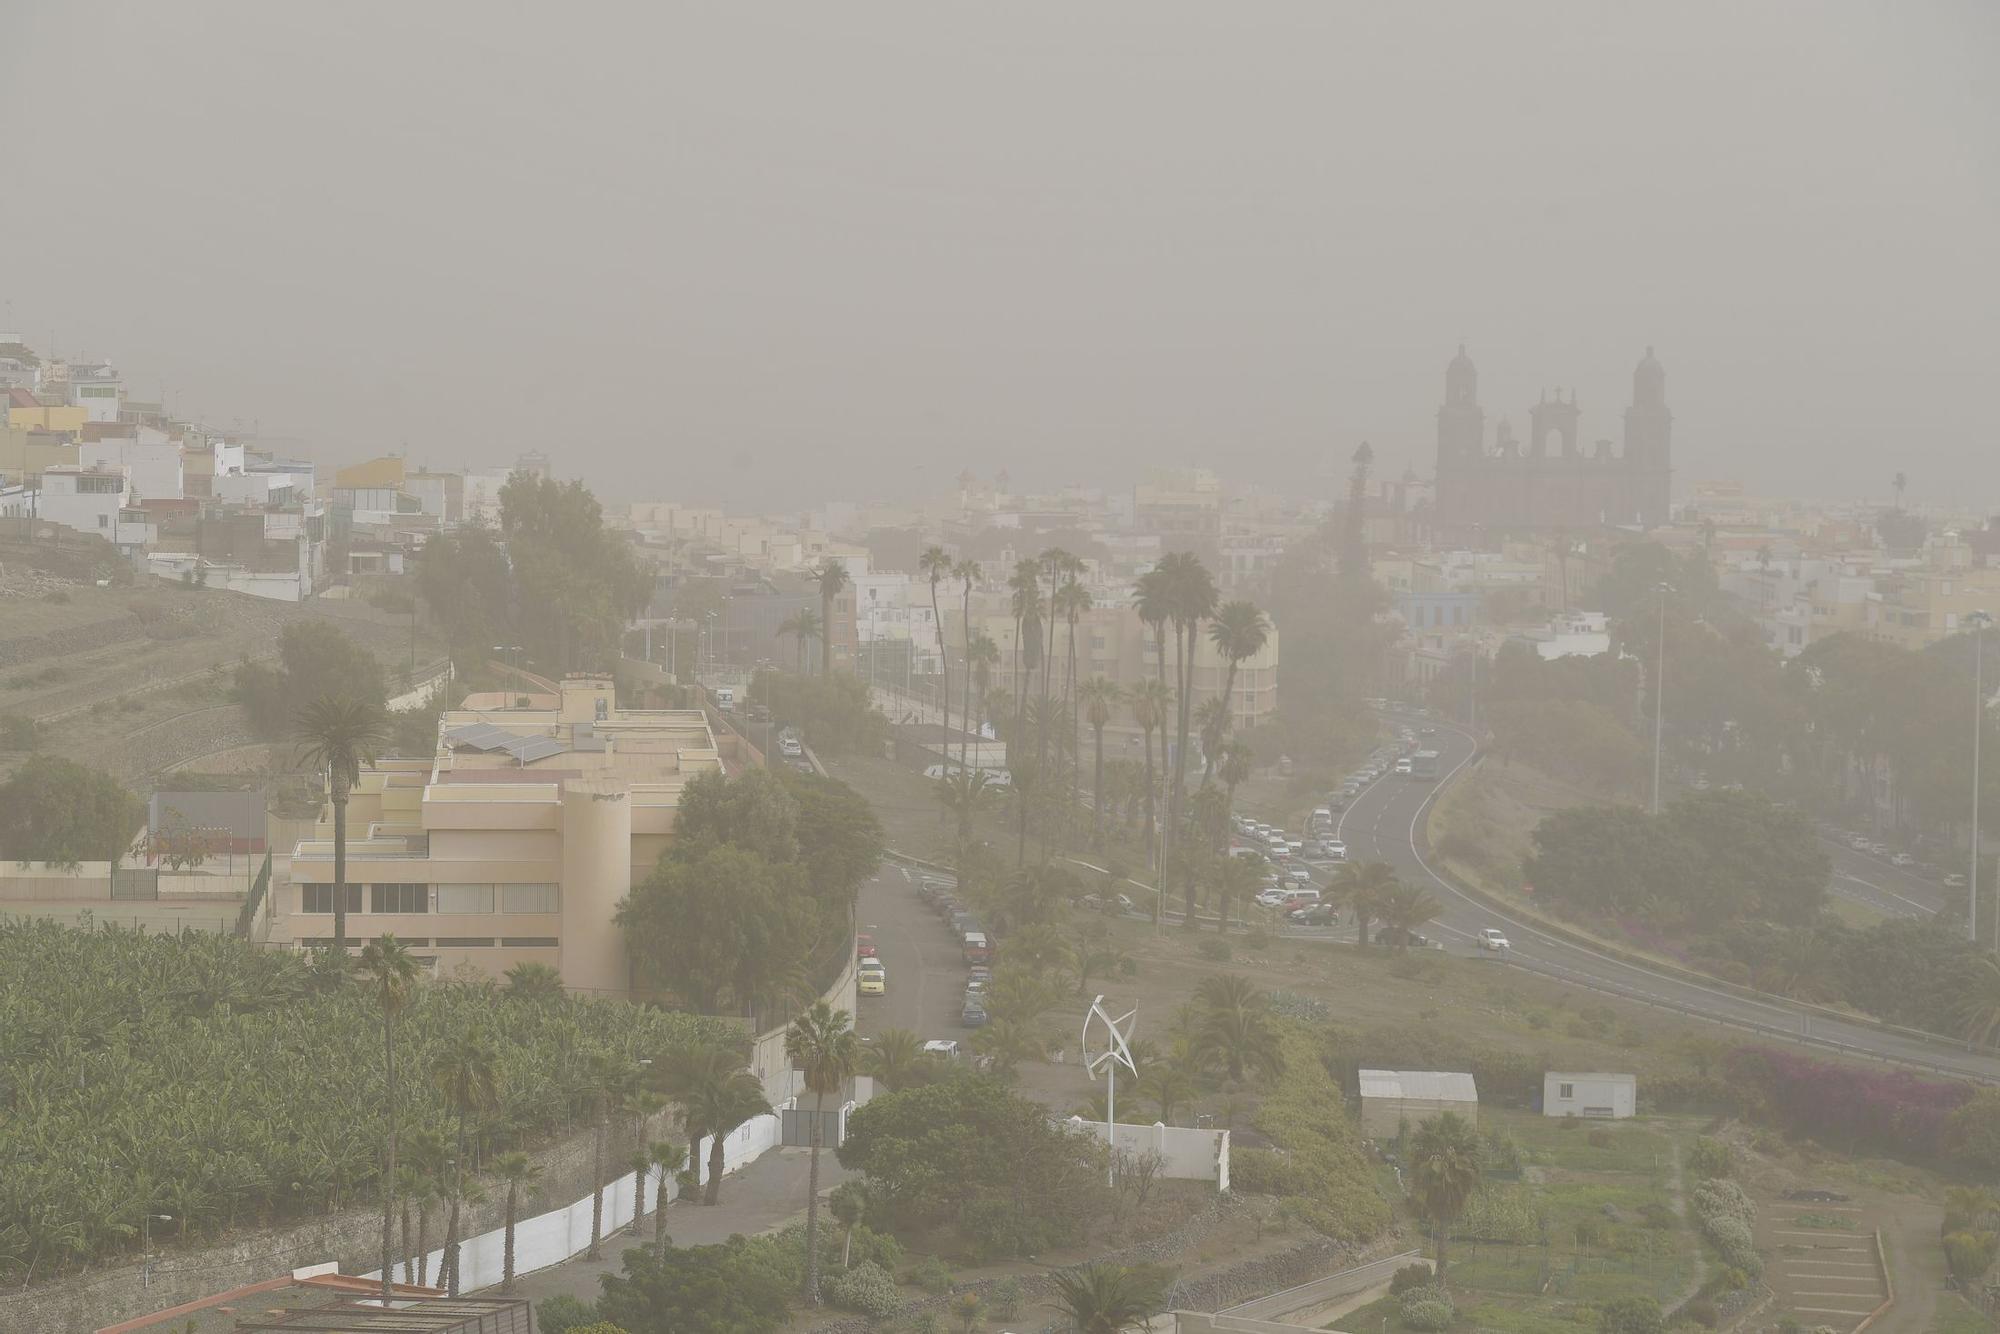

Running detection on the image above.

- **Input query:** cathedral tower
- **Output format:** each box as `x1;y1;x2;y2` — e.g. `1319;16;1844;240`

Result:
1622;346;1672;526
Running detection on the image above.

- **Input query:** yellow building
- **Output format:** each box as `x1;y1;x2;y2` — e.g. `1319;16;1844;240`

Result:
7;403;87;435
1865;552;2000;651
0;428;79;485
334;454;407;490
283;677;722;992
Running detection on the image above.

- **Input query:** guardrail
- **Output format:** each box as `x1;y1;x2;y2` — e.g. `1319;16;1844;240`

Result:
1219;1249;1423;1321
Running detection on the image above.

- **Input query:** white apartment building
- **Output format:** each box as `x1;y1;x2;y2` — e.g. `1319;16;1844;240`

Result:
40;465;152;550
81;433;184;502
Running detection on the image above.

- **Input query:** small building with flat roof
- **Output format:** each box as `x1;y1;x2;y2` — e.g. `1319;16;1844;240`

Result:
1543;1071;1637;1119
1358;1068;1479;1137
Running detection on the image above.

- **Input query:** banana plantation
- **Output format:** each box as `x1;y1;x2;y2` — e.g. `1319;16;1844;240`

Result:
0;919;736;1287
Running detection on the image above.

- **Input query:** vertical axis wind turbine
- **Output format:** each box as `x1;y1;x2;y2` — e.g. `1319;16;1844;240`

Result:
1082;994;1137;1186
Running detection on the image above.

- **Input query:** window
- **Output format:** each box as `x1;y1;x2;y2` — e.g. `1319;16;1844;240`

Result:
370;883;428;914
301;885;363;915
1558;1082;1575;1100
500;937;559;948
98;514;109;528
436;884;494;914
502;883;560;914
434;937;496;948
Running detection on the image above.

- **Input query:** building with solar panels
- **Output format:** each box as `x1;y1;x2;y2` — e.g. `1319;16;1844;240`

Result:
283;676;723;992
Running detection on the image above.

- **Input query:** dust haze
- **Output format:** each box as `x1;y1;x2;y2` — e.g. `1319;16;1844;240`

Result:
2;2;1994;506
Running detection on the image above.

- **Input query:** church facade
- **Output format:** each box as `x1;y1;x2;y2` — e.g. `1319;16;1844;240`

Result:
1433;345;1671;533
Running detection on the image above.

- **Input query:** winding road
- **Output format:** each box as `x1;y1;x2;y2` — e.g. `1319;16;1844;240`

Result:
1332;712;2000;1084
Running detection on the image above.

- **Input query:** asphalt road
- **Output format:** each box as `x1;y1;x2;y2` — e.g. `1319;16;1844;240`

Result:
1329;712;2000;1084
854;863;972;1044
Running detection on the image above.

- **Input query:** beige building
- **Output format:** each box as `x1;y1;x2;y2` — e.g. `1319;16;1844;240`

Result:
1864;547;2000;651
1357;1068;1479;1138
283;677;721;992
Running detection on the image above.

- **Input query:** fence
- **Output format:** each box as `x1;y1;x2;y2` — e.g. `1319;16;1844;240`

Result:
1063;1117;1230;1191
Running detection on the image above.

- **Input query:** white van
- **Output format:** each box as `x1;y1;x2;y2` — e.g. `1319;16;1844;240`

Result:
714;686;736;712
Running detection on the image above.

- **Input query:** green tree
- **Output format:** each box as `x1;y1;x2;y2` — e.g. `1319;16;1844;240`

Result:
580;1047;630;1262
293;695;389;955
816;559;850;680
1153;553;1219;920
648;1141;686;1258
0;755;143;867
681;1062;772;1206
1129;676;1171;875
1192;974;1284;1083
432;1026;500;1294
1335;861;1399;948
499;472;652;672
1409;1111;1483;1279
921;546;955;765
1376;884;1443;949
966;630;1001;762
859;1028;928;1092
1047;1261;1169;1334
494;1150;541;1292
954;558;980;767
504;960;566;1001
829;1180;867;1269
358;934;421;1305
1599;1297;1664;1334
594;1236;795;1334
786;1001;858;1303
236;622;390;738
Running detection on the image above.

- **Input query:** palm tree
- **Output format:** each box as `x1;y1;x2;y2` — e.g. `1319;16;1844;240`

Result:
1009;556;1043;740
1048;1261;1169;1334
1141;1062;1200;1126
648;1141;686;1258
1892;471;1908;510
358;934;420;1305
1217;740;1253;817
971;1017;1049;1076
293;695;388;955
786;1001;859;1305
1130;677;1171;875
920;546;954;754
1957;956;2000;1048
431;1026;499;1295
1408;1111;1483;1279
816;559;849;679
859;1028;927;1091
1055;575;1092;818
502;960;564;1001
687;1066;772;1205
955;558;980;770
1202;600;1269;783
580;1047;628;1260
493;1150;540;1293
934;769;993;855
1078;677;1123;840
1134;567;1171;689
403;1127;447;1287
777;608;823;674
1212;854;1267;934
1034;550;1073;799
1154;553;1218;920
1192;974;1285;1083
829;1181;867;1269
1337;861;1400;948
966;631;1000;755
1377;883;1442;949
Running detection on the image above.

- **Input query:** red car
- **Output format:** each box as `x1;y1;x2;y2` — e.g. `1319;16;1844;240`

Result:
856;934;877;959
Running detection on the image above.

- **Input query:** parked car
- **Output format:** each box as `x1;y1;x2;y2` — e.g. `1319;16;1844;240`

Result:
1394;759;1413;776
1321;839;1347;861
856;933;877;958
921;1039;961;1059
1078;893;1104;912
1891;852;1916;868
964;973;988;995
859;969;886;996
960;1000;989;1028
1377;927;1433;948
1477;927;1511;952
1255;888;1291;907
962;932;991;965
1288;904;1339;926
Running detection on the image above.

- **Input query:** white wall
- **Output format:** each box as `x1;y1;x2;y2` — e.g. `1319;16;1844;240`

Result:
82;439;183;501
1065;1118;1230;1192
40;475;126;540
1542;1074;1635;1119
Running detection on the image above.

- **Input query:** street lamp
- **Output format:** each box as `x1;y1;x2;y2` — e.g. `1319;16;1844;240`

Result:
1969;609;1992;948
1651;583;1674;816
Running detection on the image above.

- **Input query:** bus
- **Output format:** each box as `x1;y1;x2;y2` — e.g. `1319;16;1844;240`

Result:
1408;750;1441;781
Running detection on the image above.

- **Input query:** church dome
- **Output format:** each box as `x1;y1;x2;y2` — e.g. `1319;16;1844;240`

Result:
1445;343;1477;406
1633;345;1665;406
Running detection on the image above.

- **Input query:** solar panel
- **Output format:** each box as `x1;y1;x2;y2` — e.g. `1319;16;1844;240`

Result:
444;723;517;751
507;736;569;763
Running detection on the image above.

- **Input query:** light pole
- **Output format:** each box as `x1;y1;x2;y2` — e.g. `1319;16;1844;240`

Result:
1970;609;1992;948
1651;583;1673;816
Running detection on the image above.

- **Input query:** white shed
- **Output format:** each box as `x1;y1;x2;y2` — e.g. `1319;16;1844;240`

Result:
1543;1072;1636;1119
1357;1069;1479;1138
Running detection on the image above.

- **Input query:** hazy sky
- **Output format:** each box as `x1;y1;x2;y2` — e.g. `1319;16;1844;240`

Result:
4;3;1995;511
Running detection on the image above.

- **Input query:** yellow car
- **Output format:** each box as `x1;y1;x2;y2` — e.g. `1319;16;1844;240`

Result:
858;967;887;996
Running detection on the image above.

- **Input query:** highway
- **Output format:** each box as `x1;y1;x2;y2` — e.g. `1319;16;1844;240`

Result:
1328;713;2000;1083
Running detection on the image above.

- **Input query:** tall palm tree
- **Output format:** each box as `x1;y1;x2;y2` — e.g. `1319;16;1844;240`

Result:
359;934;420;1305
493;1150;540;1293
1212;854;1267;934
815;559;849;679
1056;575;1092;822
859;1027;927;1091
1409;1111;1483;1279
1217;740;1253;817
648;1141;686;1258
621;1088;665;1228
1134;567;1171;688
1078;677;1123;840
954;558;980;770
966;631;1000;755
403;1127;447;1287
660;1043;737;1202
1155;553;1218;920
293;695;388;955
1892;470;1908;510
1337;861;1400;948
431;1026;499;1295
934;769;994;854
580;1047;629;1260
1193;973;1284;1082
1202;600;1269;783
1048;1261;1169;1334
786;1001;859;1305
1034;550;1073;795
920;546;954;754
1130;678;1171;875
777;608;823;674
1009;556;1043;743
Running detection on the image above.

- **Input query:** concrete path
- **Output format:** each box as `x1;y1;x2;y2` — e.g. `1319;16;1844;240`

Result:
496;1146;852;1308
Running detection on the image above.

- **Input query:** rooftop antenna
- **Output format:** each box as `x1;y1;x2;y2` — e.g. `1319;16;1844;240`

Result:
1081;994;1137;1186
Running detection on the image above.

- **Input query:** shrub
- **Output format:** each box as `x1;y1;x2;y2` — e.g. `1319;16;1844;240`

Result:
1687;1137;1732;1178
824;1261;901;1319
1246;928;1272;952
1680;1299;1719;1329
1586;1128;1612;1148
1944;1230;1999;1283
1197;938;1233;962
911;1315;943;1334
1249;1027;1392;1240
908;1254;954;1294
1639;1202;1678;1230
1229;1147;1300;1196
1558;1114;1581;1131
989;1276;1023;1318
1389;1263;1434;1294
1598;1295;1664;1334
1689;1179;1761;1275
1399;1285;1455;1331
537;1296;603;1334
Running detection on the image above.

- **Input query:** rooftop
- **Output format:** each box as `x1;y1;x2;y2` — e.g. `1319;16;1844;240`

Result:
1358;1069;1479;1102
